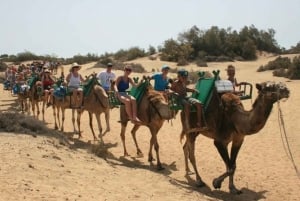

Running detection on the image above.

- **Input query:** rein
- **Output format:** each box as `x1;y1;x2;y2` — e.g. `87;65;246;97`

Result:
276;90;300;179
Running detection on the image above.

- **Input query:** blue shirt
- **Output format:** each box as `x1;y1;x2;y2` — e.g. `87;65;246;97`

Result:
152;73;169;91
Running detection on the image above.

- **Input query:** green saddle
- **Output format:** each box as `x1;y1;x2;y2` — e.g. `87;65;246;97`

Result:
27;75;39;89
169;70;220;111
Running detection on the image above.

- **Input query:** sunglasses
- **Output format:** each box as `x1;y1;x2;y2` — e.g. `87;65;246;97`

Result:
125;68;132;72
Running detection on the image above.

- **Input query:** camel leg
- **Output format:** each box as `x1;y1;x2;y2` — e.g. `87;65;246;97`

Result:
149;127;164;170
72;109;78;134
213;140;244;194
120;122;129;156
76;109;82;138
42;101;45;122
61;108;65;132
182;134;192;175
227;142;243;194
88;112;97;140
131;124;142;156
103;109;110;135
187;133;205;187
95;113;104;142
53;106;58;130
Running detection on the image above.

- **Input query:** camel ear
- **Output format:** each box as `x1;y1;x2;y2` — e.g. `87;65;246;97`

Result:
256;83;262;91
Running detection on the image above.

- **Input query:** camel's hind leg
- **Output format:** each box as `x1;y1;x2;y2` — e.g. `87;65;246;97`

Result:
131;124;142;156
186;133;205;187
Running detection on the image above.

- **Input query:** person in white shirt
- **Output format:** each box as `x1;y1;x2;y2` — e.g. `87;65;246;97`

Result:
97;63;116;92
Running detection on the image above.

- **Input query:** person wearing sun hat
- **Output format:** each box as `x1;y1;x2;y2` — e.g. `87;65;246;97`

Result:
170;68;207;132
97;62;116;92
150;64;171;92
66;62;84;108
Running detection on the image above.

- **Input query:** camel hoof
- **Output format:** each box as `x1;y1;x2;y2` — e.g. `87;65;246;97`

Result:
230;186;242;194
186;170;194;176
195;180;206;187
157;165;165;171
212;178;222;189
136;151;143;158
148;157;155;162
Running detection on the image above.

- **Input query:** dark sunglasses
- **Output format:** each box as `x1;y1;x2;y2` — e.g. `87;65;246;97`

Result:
125;68;132;72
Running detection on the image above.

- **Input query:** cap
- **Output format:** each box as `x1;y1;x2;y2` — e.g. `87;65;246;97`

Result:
107;63;113;67
177;69;188;77
161;64;170;71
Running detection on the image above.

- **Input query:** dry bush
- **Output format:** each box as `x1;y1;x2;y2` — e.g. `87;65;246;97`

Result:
0;112;69;146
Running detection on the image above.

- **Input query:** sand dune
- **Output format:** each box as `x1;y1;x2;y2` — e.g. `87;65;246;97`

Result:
0;54;299;201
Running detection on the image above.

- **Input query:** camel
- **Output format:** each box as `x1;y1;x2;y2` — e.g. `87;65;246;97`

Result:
119;82;176;170
52;74;110;142
29;80;47;121
16;87;31;114
180;81;290;194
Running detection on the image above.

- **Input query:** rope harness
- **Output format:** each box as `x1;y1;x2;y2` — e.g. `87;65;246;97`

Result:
276;90;300;179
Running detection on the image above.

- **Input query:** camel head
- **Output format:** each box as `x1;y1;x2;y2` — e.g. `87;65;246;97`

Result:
256;81;290;103
146;87;176;120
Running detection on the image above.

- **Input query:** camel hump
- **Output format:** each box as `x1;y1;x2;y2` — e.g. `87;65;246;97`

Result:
221;93;242;108
94;85;109;108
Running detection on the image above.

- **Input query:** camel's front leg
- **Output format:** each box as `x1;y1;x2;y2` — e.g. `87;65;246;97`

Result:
149;127;164;170
131;124;142;156
42;101;45;122
71;109;78;134
53;106;58;130
103;109;110;135
76;109;83;138
95;113;104;142
213;140;243;194
88;112;97;140
61;108;66;132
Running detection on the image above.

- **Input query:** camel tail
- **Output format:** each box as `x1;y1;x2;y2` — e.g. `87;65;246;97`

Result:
94;85;109;108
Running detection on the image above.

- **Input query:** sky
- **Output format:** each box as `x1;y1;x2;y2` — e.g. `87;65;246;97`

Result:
1;0;299;58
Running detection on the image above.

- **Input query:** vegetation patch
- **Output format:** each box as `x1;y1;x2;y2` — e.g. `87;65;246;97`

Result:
257;56;300;79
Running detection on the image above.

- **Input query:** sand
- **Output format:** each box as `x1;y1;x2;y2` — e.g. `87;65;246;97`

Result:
0;54;300;201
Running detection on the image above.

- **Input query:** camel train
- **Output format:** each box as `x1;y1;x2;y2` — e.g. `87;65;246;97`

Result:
8;65;290;194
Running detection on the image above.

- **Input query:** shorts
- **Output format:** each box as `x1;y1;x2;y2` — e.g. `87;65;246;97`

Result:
180;97;201;105
68;86;83;92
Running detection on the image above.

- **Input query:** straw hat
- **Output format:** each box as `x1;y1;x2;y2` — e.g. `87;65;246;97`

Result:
70;62;81;71
44;69;51;73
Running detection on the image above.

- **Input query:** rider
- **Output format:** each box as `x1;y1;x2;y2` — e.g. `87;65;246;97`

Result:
150;64;170;92
97;62;116;92
41;69;55;107
114;65;142;125
170;69;206;132
66;62;84;108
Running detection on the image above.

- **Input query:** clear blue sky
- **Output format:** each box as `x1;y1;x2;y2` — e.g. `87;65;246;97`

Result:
1;0;299;58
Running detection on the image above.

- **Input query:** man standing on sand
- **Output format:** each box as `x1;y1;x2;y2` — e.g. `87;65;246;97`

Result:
97;62;116;92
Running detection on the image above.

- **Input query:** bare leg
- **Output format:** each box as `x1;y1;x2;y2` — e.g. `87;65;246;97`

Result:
131;98;141;122
195;103;202;128
184;103;190;130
